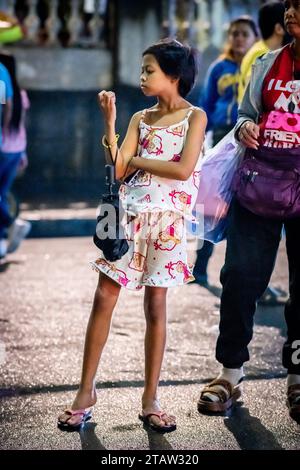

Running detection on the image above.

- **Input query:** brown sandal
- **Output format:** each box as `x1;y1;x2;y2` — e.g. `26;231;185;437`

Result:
286;384;300;424
197;378;242;413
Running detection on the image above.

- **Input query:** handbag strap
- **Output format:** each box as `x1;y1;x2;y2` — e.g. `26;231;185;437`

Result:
106;142;119;167
105;141;119;195
105;137;136;189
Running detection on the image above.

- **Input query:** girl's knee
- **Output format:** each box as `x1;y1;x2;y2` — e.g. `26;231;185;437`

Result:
145;286;167;302
95;273;121;298
144;287;167;322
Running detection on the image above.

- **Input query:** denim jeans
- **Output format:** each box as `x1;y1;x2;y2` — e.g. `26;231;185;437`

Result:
216;199;300;374
0;151;22;238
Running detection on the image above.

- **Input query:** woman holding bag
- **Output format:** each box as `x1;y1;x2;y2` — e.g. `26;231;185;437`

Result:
193;15;258;286
198;0;300;424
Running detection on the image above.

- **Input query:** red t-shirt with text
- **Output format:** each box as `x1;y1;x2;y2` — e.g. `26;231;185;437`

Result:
258;45;300;148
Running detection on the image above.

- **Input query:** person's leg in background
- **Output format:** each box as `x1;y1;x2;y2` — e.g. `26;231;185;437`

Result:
217;200;282;367
192;239;214;286
0;151;22;260
282;218;300;423
198;200;282;412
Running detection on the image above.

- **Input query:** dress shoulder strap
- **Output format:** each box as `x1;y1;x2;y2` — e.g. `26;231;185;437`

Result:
185;106;195;120
140;109;148;123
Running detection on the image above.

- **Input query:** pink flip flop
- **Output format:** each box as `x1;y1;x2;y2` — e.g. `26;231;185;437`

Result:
57;407;93;431
138;410;176;433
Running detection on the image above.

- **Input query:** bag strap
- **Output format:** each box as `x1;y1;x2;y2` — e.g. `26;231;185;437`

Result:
105;136;136;188
106;141;119;167
105;142;119;194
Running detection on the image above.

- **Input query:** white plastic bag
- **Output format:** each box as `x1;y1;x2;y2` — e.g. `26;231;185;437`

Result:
191;129;245;243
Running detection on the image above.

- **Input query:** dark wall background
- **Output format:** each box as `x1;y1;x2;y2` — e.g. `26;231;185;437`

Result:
15;83;201;206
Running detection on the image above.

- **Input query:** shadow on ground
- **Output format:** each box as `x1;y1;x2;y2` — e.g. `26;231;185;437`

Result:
224;404;283;450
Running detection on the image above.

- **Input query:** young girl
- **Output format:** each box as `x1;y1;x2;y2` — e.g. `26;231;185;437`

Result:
58;39;207;432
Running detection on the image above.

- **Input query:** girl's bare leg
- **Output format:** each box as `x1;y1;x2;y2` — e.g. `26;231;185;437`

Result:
142;286;175;428
59;273;121;425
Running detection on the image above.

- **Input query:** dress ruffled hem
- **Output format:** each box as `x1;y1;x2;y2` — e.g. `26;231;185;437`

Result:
90;260;195;290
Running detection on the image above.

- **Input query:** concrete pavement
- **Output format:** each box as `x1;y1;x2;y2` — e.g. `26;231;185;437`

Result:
0;235;300;450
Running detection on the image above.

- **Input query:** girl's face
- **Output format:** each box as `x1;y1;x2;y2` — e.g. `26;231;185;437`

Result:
228;22;256;57
140;54;175;96
284;0;300;38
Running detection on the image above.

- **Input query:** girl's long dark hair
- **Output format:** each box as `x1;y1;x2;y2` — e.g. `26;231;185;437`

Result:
0;53;22;131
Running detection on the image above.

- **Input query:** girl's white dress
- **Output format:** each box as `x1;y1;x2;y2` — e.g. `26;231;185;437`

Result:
91;107;202;290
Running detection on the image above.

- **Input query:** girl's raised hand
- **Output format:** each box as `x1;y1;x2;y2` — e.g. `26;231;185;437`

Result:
97;90;116;125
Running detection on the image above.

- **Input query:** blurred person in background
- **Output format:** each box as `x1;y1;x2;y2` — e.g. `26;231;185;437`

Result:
0;55;13;261
0;53;31;262
238;0;290;103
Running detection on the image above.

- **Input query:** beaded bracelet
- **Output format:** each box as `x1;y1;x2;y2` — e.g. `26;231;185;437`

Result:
102;134;120;148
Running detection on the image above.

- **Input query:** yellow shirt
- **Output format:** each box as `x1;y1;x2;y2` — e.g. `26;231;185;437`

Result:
238;40;269;103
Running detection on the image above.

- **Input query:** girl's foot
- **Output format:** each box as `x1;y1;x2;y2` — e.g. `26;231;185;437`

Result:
140;398;176;432
72;387;97;410
58;387;97;428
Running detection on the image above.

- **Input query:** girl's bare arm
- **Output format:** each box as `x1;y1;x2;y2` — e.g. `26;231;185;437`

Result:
98;90;141;180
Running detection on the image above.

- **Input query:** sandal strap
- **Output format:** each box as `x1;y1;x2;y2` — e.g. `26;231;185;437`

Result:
159;411;176;421
64;408;89;417
287;385;300;404
200;378;237;403
201;386;228;403
209;378;235;393
142;411;164;420
288;384;300;395
142;410;176;421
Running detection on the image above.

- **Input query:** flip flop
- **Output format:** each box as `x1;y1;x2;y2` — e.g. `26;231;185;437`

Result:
57;407;93;431
138;410;176;433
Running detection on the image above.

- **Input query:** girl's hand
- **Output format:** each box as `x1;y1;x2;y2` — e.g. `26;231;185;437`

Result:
97;90;116;125
238;121;259;149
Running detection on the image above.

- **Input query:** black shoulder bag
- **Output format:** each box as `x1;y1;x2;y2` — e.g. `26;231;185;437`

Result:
93;145;129;262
